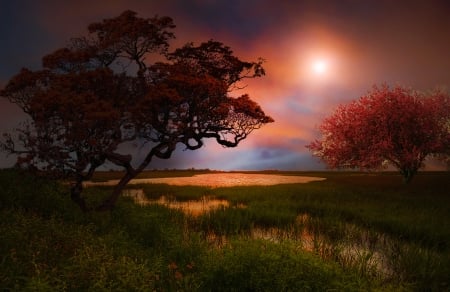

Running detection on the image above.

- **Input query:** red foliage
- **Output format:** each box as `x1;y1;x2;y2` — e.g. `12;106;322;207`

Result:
0;11;273;211
307;84;450;182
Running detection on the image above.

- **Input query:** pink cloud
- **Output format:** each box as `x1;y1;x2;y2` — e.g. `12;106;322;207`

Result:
2;1;449;170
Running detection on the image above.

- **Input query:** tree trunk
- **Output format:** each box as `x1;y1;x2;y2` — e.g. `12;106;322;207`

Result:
401;168;416;184
70;180;89;212
95;171;135;212
93;145;173;211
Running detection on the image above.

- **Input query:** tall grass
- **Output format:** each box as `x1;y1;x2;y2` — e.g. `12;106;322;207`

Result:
1;169;449;291
139;171;450;289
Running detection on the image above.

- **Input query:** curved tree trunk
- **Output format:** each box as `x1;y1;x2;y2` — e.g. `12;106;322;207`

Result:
95;171;136;212
92;144;177;212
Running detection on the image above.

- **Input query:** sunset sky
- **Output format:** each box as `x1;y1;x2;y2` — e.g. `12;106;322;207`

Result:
1;0;449;170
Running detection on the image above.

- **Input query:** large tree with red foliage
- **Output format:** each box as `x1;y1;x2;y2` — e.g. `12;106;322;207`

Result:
0;11;273;211
307;85;450;183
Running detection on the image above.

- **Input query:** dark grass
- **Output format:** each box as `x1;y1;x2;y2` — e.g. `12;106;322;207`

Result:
1;169;449;291
204;172;450;250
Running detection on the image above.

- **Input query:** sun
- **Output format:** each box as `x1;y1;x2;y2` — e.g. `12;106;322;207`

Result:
311;59;328;75
299;50;337;84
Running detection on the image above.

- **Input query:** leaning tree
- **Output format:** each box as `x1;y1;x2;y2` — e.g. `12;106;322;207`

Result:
307;84;450;183
0;10;273;211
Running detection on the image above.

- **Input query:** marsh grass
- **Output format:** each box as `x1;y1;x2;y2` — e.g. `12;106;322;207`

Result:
148;171;450;290
1;169;449;291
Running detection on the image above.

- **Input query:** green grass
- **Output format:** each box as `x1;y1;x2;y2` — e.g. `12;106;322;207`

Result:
1;169;449;291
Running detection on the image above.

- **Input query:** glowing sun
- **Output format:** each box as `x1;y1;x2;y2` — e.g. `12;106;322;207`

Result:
311;59;328;75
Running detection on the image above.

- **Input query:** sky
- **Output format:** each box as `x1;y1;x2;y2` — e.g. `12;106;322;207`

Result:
1;0;449;171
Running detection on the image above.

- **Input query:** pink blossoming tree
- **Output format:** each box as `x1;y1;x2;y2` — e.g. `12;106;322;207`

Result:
307;85;450;183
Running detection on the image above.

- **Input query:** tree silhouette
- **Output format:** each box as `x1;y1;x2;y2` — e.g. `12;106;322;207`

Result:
307;85;450;183
1;11;273;211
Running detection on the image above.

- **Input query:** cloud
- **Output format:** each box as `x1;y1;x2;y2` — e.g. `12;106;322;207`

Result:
1;0;449;170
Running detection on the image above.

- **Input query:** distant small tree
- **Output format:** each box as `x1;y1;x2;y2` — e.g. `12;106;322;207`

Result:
307;85;450;183
0;11;273;211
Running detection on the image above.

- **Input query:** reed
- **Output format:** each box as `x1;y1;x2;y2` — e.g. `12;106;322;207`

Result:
1;169;448;291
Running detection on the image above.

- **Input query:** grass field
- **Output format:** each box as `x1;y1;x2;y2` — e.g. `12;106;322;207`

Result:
1;169;449;291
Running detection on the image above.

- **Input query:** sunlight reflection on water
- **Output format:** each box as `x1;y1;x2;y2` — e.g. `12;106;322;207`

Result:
120;185;393;279
86;173;326;188
122;189;233;216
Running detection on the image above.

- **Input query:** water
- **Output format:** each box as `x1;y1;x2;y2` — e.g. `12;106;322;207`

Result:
85;173;326;187
98;174;393;279
122;189;232;216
